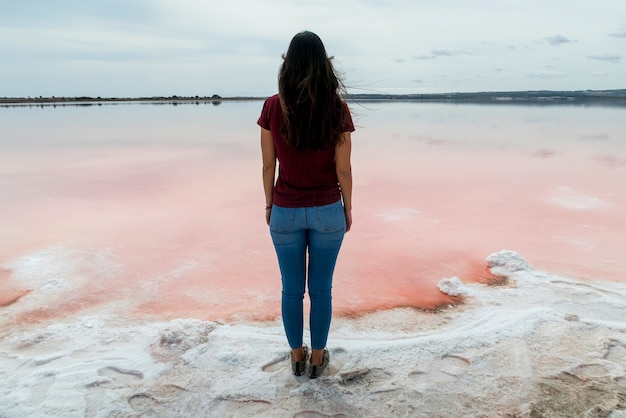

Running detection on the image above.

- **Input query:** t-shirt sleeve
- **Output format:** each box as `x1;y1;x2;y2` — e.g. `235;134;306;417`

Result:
257;98;271;130
343;102;355;133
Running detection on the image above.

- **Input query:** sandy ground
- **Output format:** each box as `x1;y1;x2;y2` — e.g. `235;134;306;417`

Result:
1;251;625;417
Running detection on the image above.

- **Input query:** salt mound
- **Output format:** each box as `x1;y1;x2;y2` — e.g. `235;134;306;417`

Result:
153;318;216;356
437;277;467;296
486;250;532;277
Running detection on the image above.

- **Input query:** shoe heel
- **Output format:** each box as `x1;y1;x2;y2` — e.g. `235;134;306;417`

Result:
308;349;329;379
291;345;308;376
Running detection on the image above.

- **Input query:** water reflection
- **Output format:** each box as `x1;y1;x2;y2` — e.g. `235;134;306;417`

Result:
0;100;230;109
1;102;624;322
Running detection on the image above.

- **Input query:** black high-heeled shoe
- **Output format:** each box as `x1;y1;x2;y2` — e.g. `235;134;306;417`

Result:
308;349;329;379
291;345;309;376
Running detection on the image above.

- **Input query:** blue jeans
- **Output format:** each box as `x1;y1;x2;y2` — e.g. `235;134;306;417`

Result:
269;200;346;350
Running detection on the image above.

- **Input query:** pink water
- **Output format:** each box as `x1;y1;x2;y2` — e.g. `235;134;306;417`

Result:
1;102;625;324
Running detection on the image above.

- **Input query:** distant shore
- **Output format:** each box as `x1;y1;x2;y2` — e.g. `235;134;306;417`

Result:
0;95;251;105
2;89;626;106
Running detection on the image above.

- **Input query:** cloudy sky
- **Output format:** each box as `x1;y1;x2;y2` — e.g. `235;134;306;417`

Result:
1;0;625;97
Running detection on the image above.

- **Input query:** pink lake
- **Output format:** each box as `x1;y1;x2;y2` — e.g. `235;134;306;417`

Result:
1;101;625;326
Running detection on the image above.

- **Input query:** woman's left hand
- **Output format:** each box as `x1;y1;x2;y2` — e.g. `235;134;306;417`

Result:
344;208;352;232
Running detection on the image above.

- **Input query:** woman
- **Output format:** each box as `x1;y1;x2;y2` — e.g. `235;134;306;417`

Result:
257;31;354;379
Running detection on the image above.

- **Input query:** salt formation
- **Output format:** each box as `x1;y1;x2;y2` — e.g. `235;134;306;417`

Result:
437;276;468;296
486;250;533;277
2;263;626;416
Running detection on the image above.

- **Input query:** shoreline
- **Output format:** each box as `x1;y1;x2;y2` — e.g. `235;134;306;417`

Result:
2;89;626;107
2;254;625;417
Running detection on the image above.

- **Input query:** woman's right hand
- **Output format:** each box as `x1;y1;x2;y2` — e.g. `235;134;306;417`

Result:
265;207;272;226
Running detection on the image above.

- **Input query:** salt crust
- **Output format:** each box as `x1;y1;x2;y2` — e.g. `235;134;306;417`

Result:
437;276;467;296
486;249;533;276
1;251;626;417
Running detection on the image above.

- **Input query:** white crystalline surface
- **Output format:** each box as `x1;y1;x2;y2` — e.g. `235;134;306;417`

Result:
2;252;626;417
437;276;468;296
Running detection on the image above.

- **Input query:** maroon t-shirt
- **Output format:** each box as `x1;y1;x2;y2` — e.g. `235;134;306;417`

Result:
257;94;355;208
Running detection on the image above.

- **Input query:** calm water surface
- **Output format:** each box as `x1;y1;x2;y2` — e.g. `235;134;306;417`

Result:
1;101;625;322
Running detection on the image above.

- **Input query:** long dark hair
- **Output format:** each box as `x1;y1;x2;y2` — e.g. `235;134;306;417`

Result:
278;31;348;151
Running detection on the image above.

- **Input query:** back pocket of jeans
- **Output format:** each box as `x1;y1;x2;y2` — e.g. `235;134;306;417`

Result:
269;206;295;233
315;201;346;232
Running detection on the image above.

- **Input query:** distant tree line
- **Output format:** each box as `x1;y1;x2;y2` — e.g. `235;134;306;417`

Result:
346;90;626;105
2;90;626;107
0;94;270;105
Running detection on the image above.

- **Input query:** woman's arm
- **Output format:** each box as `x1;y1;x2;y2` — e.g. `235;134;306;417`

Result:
260;128;276;225
336;132;352;232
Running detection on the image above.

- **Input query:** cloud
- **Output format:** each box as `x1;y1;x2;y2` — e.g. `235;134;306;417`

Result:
543;35;573;46
608;30;626;38
3;0;626;96
528;70;566;79
0;0;157;29
413;49;469;60
587;54;622;63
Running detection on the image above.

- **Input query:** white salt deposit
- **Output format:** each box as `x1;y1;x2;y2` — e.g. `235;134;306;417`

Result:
486;249;533;276
1;251;626;417
437;276;468;297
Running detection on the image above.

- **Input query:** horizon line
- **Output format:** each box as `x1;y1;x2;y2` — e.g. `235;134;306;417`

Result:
2;88;626;99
